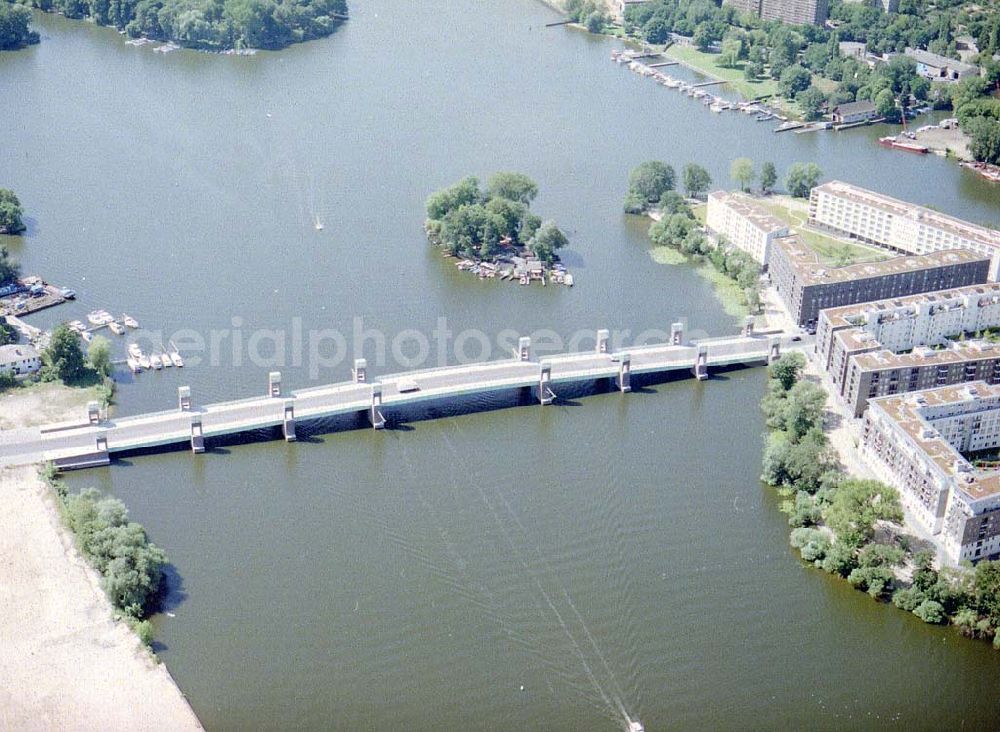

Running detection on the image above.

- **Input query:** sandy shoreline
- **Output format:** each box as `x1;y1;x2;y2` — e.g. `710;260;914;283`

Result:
0;464;203;731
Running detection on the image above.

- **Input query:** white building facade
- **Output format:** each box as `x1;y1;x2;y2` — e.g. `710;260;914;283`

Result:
705;191;789;265
0;344;41;378
809;181;1000;277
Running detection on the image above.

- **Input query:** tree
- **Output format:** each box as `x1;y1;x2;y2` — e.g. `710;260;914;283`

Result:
0;3;39;50
585;11;605;34
719;37;742;68
730;157;755;192
528;221;568;264
43;324;88;384
874;88;898;121
779;64;812;98
88;336;113;379
760;162;777;194
785;162;822;199
796;86;827;121
967;117;1000;166
784;381;827;440
0;190;26;235
486;172;538;206
0;247;20;286
426;177;482;221
823;478;903;547
682;163;712;199
627;161;676;209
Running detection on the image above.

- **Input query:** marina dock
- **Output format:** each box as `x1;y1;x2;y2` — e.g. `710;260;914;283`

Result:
0;322;801;471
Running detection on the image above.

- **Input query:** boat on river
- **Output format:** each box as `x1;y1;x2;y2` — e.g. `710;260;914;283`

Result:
109;321;125;335
123;314;139;329
879;135;928;154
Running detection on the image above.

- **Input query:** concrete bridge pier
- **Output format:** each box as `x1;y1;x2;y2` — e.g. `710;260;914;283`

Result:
190;414;205;453
743;316;755;337
616;353;631;393
87;401;101;425
268;371;281;397
352;358;367;383
596;329;610;354
693;344;709;380
369;382;386;429
178;386;192;412
518;337;532;362
537;362;554;405
768;337;781;363
282;399;296;442
671;322;685;346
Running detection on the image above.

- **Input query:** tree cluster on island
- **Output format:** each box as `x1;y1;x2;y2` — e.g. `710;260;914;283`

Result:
0;2;39;49
425;173;568;266
13;0;348;50
763;352;1000;645
729;158;821;198
0;189;26;235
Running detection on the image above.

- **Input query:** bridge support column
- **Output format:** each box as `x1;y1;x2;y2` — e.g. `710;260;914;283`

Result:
178;386;192;412
268;371;281;397
616;353;631;393
596;329;610;355
671;322;685;346
518;337;532;362
743;316;755;337
369;382;386;430
190;415;205;454
87;401;100;425
352;358;367;383
768;336;781;364
693;344;709;381
282;399;296;442
537;362;553;405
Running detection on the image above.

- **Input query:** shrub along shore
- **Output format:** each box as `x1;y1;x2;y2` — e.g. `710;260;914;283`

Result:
762;353;1000;646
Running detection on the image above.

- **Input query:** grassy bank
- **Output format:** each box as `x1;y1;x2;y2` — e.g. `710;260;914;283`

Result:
662;44;779;100
757;196;890;267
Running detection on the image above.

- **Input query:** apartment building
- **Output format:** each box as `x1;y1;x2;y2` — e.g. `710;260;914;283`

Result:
724;0;828;25
863;383;1000;563
768;237;989;327
705;191;790;264
808;181;1000;277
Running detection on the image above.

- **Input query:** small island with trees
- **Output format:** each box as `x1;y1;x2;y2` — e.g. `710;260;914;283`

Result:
425;173;574;287
0;3;39;49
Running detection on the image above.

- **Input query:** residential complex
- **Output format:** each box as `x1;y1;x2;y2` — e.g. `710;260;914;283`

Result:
705;191;789;264
816;284;1000;415
768;237;989;327
808;181;1000;277
863;383;1000;563
723;0;828;26
0;344;41;378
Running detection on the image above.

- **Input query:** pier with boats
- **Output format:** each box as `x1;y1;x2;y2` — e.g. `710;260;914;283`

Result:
611;49;785;122
0;320;801;472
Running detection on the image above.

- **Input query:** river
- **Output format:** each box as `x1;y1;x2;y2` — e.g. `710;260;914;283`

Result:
4;1;1000;729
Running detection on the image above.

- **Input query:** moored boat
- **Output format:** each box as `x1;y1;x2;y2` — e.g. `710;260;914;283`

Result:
109;321;125;335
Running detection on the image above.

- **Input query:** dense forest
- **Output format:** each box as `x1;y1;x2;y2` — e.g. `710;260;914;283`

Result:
10;0;347;50
0;2;39;48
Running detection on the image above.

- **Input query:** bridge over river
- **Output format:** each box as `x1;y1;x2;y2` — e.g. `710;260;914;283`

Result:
0;322;800;471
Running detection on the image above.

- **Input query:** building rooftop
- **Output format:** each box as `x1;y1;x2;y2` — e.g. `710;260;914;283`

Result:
870;382;1000;501
811;180;1000;248
820;283;1000;330
707;191;789;236
905;47;978;75
853;339;1000;371
773;236;988;286
0;344;39;366
831;100;877;115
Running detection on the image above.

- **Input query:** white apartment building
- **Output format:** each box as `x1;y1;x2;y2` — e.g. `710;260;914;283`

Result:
705;191;789;265
0;344;41;378
864;382;1000;563
809;181;1000;277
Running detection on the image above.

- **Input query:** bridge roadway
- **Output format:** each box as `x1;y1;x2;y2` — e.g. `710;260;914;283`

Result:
0;327;795;471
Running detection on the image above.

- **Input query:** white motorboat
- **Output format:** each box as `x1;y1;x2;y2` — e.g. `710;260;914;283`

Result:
150;353;163;369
